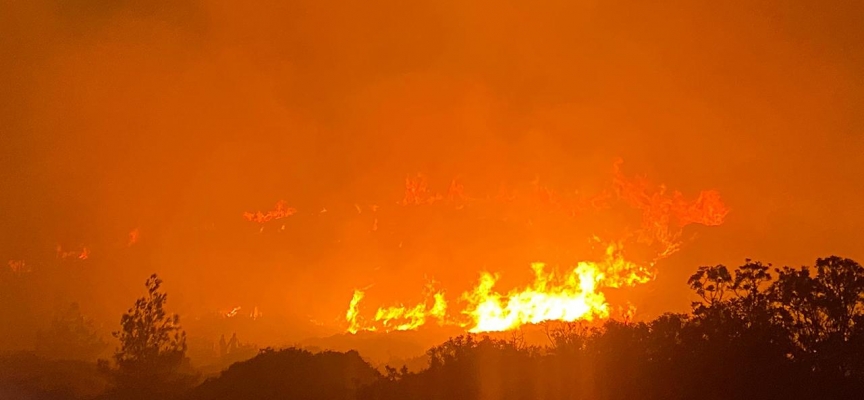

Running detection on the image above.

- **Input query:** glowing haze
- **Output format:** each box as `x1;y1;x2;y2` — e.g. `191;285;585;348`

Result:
1;0;861;357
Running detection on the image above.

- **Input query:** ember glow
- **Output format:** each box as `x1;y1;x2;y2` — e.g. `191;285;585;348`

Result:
243;200;297;224
7;260;29;274
56;245;90;261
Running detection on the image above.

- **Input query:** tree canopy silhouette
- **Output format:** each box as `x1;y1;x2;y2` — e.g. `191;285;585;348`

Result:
5;257;864;400
107;273;195;398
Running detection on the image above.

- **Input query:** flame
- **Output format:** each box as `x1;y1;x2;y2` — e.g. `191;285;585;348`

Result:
219;305;261;319
595;240;655;288
243;200;297;223
373;289;447;331
56;245;90;260
344;241;653;333
613;159;730;257
462;263;607;332
462;242;651;332
400;174;441;205
342;161;728;333
346;284;448;333
346;290;365;334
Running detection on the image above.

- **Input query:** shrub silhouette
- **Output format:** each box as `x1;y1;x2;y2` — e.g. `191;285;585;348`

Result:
190;347;380;400
355;256;864;400
6;257;864;400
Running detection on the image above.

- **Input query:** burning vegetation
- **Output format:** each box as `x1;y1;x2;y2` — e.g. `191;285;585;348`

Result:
342;161;728;333
1;0;860;398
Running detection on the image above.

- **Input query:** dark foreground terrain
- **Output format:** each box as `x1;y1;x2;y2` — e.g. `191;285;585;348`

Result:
4;257;864;400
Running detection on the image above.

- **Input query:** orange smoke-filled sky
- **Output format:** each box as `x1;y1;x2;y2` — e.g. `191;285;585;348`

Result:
1;0;862;347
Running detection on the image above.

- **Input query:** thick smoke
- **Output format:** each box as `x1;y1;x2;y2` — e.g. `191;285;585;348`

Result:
1;0;862;355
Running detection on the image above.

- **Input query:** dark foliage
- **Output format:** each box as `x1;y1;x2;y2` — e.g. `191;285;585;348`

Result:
0;352;108;400
189;347;380;400
355;256;864;400
6;256;864;400
101;274;197;399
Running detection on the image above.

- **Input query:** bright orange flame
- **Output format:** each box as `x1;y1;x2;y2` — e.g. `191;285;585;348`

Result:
462;242;652;332
128;228;140;246
342;161;728;333
223;306;242;318
346;285;448;333
344;241;653;333
346;290;365;334
374;290;447;331
462;263;607;332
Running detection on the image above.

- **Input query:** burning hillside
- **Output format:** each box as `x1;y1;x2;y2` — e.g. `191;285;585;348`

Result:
341;160;728;333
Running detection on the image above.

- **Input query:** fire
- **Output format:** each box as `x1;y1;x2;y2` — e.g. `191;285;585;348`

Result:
462;242;652;332
346;290;365;334
243;200;297;224
374;288;447;331
400;174;441;206
597;240;655;288
346;285;448;333
56;245;90;260
344;240;652;333
400;174;466;206
462;263;607;332
223;306;242;318
612;159;730;257
341;161;728;333
219;305;262;319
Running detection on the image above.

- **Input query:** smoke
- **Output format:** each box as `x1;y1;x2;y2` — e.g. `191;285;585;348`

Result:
1;0;862;353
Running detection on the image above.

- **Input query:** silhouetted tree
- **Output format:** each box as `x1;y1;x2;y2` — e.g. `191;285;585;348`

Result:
362;257;864;400
771;256;864;386
106;273;196;398
732;260;773;319
45;256;858;400
688;264;734;310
